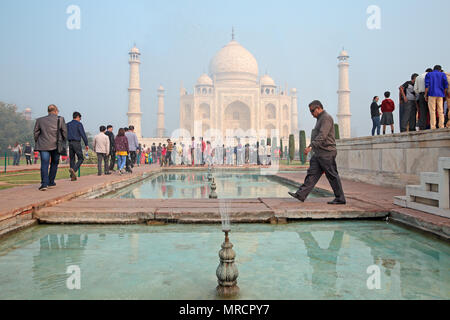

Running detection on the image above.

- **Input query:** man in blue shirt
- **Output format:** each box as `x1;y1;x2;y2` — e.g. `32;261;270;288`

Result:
425;65;449;129
66;111;89;181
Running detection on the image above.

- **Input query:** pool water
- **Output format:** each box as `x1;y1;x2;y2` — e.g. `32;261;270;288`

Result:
0;221;448;300
101;171;324;199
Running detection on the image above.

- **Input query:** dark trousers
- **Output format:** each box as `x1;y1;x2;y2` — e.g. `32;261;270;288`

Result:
129;151;136;168
25;155;32;165
125;154;132;172
39;150;59;187
371;116;381;136
166;151;172;166
295;154;345;202
400;100;417;132
108;151;116;171
97;153;109;175
417;93;428;130
69;141;84;172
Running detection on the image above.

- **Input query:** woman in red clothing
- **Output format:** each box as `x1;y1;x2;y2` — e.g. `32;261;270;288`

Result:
380;91;395;134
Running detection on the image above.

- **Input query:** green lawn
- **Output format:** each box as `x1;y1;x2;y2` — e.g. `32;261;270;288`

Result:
279;159;308;166
0;166;98;190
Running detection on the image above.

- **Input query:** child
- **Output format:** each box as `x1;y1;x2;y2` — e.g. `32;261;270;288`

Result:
34;151;39;164
380;91;395;134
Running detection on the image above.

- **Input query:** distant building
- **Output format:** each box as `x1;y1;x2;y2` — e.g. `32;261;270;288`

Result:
23;108;32;120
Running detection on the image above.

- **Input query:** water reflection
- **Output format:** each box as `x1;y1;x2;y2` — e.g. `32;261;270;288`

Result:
298;231;343;298
3;222;446;299
110;172;303;199
32;234;88;290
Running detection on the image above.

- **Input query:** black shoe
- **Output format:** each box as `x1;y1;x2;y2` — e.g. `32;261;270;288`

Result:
288;192;304;202
105;172;111;175
39;185;48;191
98;173;102;176
48;183;56;189
327;199;346;205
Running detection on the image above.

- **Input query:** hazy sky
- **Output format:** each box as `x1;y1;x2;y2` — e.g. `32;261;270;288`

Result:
1;0;449;138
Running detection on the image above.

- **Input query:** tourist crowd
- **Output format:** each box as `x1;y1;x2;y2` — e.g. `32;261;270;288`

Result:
32;104;285;191
370;65;449;136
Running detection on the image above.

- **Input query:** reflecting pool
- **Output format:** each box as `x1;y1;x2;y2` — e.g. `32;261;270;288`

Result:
101;171;325;199
0;221;448;299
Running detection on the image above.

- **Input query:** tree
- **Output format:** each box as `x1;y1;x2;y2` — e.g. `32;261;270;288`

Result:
0;102;34;154
299;130;307;165
288;134;295;161
280;139;283;159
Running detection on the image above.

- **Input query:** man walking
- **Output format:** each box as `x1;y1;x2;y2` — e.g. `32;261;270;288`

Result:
414;68;433;130
105;125;116;172
425;65;449;129
399;73;419;132
370;96;381;136
67;111;89;181
125;125;139;168
93;126;110;176
34;104;67;191
166;139;174;166
288;100;346;205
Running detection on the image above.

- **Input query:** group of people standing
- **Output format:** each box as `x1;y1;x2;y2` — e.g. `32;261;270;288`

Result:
370;65;450;136
9;142;37;166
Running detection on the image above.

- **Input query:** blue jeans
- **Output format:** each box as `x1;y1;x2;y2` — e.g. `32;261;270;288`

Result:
40;150;60;187
13;151;20;165
117;155;126;170
371;116;381;136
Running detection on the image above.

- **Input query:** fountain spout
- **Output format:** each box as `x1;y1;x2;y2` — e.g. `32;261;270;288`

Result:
216;230;239;298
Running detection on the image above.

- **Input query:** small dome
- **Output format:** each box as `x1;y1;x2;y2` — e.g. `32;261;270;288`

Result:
260;74;275;86
158;85;165;91
130;46;140;54
196;73;213;86
291;88;297;93
24;108;31;112
339;49;349;57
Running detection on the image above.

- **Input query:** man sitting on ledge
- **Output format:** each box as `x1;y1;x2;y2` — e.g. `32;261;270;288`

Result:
289;100;346;205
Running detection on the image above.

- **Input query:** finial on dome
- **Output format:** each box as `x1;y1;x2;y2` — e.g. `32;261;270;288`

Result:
232;27;235;41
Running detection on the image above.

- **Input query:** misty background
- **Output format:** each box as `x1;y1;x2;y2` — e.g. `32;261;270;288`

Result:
0;0;449;138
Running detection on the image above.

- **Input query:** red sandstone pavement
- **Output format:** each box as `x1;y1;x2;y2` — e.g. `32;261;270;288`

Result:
0;164;160;222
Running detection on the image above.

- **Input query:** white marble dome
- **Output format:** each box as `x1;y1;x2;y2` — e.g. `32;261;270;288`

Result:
260;74;275;86
209;40;258;82
196;73;213;86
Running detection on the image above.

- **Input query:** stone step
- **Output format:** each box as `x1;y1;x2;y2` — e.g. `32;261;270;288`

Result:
438;157;450;171
420;172;440;186
393;195;408;207
406;185;440;201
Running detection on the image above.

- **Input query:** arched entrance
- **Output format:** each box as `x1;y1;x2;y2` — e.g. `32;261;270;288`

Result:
224;101;251;134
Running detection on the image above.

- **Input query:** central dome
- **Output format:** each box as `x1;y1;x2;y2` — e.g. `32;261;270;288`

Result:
209;40;259;83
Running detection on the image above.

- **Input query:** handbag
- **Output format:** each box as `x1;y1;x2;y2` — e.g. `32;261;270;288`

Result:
56;116;67;156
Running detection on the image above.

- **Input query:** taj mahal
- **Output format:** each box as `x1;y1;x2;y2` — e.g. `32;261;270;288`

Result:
128;32;351;146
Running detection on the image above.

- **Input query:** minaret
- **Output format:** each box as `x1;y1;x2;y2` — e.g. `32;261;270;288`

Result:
127;45;142;138
337;49;351;139
157;85;165;138
23;108;32;121
290;88;298;134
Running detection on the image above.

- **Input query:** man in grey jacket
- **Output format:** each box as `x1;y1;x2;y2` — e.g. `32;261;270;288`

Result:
34;104;68;191
125;125;139;168
288;100;346;205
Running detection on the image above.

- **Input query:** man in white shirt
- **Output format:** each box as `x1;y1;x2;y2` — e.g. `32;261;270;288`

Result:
93;126;110;176
414;68;433;130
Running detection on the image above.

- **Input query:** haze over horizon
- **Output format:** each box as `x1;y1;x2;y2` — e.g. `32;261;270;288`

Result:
1;0;449;138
